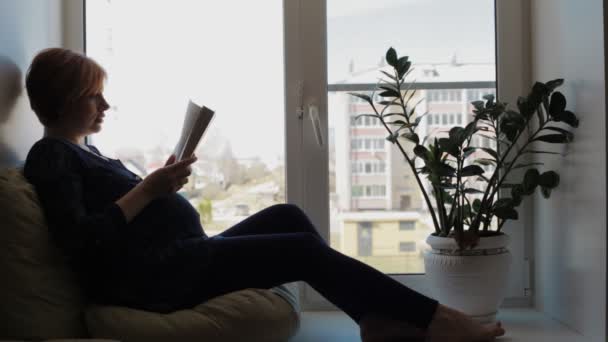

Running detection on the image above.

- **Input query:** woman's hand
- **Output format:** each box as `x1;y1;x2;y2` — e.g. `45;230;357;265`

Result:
140;154;198;199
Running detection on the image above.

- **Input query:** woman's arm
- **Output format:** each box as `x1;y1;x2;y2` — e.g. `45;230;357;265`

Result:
24;141;198;256
24;141;129;255
116;154;197;222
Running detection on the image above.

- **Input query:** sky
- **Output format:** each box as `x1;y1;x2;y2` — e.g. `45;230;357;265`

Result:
86;0;494;167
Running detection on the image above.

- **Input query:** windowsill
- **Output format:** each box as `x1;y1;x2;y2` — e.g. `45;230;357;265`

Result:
290;308;586;342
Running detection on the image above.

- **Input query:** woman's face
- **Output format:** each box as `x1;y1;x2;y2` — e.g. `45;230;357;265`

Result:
56;92;110;139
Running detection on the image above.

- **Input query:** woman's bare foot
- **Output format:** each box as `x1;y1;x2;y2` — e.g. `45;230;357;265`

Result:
426;304;506;342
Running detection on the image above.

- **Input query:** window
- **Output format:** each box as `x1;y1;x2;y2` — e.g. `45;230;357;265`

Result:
399;242;417;252
399;221;416;231
442;113;448;125
358;222;373;257
400;195;411;210
87;0;527;310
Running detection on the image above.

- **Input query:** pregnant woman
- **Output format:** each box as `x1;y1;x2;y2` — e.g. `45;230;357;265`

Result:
23;48;504;342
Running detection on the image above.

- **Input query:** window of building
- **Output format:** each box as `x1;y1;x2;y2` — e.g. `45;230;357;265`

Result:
400;195;411;209
399;221;416;230
399;241;416;252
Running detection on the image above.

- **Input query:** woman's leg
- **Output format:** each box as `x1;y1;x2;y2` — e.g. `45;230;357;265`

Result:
190;232;439;331
217;203;324;242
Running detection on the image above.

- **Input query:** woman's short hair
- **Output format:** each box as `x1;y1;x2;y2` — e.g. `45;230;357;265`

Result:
25;48;106;126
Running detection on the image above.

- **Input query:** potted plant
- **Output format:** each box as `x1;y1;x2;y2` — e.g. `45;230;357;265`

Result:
349;47;579;323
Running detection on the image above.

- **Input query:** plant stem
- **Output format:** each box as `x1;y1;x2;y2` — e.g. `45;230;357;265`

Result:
370;102;441;234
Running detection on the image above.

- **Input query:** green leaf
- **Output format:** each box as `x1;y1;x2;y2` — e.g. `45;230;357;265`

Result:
449;126;466;145
533;134;573;144
463;147;476;159
539;171;560;188
553;110;579;128
511;162;544;170
438;138;459;157
531;82;551;104
348;93;373;105
355;114;378;121
523;168;540;193
434;163;457;177
401;132;420;144
379;84;399;92
397;57;411;79
548;91;566;117
386;132;399;143
414;145;429;160
471;100;485;111
545;79;564;91
543;126;574;141
380;89;401;98
383;112;406;118
512;184;524;198
463;188;484;194
522;149;562;156
483;93;495;102
511;193;523;207
517;97;535;118
475;158;497;166
386;47;398;67
493;206;519;220
540;187;552;198
414;112;430;126
461;165;485;177
472;199;482;212
380;70;398;82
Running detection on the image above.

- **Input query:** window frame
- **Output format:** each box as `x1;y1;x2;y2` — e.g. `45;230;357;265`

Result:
295;0;531;310
81;0;531;312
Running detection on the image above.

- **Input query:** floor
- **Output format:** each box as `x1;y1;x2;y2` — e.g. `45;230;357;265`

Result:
289;308;588;342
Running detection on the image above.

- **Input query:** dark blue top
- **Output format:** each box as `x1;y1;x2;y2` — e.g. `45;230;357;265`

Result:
24;137;211;311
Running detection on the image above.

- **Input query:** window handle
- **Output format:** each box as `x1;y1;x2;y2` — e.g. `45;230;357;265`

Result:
308;102;324;147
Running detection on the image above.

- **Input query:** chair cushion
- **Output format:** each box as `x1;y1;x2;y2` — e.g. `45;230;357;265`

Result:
0;167;88;339
86;288;299;342
0;167;300;341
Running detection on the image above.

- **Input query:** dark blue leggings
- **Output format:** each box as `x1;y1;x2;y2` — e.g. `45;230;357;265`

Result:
186;203;439;330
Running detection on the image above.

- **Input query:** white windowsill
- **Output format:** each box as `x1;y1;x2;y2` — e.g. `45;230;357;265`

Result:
290;308;586;342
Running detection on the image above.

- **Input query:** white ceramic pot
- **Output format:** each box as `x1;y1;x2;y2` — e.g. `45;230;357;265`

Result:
423;233;512;324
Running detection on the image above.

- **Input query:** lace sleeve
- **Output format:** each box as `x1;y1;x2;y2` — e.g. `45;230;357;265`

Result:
24;140;128;257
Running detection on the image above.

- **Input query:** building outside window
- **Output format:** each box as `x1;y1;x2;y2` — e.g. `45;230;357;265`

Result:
399;221;416;231
399;241;416;252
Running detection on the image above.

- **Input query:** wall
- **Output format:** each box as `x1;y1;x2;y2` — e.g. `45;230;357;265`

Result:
531;0;606;340
0;0;82;168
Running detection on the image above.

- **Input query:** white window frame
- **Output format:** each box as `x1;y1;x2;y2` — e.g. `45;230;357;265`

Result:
294;0;531;310
78;0;530;312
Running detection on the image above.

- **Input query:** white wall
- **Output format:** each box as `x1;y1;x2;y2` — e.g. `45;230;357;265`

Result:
0;0;82;168
531;0;606;340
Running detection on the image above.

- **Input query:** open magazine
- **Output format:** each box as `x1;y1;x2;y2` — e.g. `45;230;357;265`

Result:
173;100;215;161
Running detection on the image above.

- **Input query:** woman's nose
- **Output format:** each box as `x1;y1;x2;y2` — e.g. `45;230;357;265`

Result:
99;96;110;111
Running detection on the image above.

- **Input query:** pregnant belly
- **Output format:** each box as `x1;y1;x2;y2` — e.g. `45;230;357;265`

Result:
133;193;206;242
